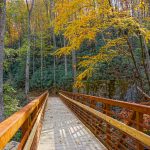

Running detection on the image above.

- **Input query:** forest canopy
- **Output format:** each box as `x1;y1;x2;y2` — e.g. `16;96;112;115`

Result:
0;0;150;120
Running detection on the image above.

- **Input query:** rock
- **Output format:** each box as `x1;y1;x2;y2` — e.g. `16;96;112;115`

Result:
124;84;139;102
4;141;19;150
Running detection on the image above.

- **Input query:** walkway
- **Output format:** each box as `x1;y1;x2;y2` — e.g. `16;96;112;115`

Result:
38;97;107;150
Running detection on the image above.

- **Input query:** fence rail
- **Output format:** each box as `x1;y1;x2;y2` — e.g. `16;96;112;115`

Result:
0;91;49;150
60;91;150;150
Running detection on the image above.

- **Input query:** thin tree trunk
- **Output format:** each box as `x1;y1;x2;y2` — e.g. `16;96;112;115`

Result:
50;0;57;88
53;33;56;87
65;55;67;76
25;0;34;97
126;37;143;89
143;38;150;76
25;16;31;96
33;35;36;75
40;32;43;89
53;56;56;87
72;50;77;92
139;35;150;89
0;0;6;121
64;38;68;76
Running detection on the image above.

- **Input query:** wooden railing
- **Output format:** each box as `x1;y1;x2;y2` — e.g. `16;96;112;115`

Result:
60;91;150;150
0;91;49;150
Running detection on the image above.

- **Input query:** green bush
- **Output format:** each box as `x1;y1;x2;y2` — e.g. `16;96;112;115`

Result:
4;83;19;118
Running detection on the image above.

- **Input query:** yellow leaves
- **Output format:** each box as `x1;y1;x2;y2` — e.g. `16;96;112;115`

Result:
145;31;150;43
143;17;150;22
53;46;73;56
103;37;127;49
134;0;147;11
139;28;150;43
74;51;115;88
110;14;150;42
75;67;94;88
74;37;127;87
55;10;100;55
79;49;117;69
31;0;49;32
54;0;112;33
65;25;97;49
138;1;145;9
54;0;150;88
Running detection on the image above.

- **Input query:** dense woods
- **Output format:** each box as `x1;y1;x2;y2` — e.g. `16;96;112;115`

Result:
0;0;150;120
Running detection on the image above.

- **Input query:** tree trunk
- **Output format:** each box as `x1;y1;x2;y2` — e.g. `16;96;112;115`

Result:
50;0;57;88
72;50;77;92
126;37;143;89
32;35;36;75
25;16;30;96
64;38;68;76
40;32;43;89
53;33;56;87
65;55;67;76
53;56;56;87
139;35;150;90
0;0;6;121
143;38;150;77
25;0;34;97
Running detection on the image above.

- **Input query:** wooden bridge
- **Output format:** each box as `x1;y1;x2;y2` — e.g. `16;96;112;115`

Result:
0;91;150;150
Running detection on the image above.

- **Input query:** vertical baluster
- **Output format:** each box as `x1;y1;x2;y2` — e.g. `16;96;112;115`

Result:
20;115;32;149
90;98;96;109
22;116;31;137
136;112;144;150
106;104;111;147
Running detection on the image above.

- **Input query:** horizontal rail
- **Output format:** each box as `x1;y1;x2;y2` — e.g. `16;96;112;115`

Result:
23;95;47;150
59;93;150;147
61;91;150;115
60;91;150;150
0;91;49;150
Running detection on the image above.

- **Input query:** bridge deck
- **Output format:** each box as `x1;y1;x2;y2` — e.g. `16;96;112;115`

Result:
38;97;107;150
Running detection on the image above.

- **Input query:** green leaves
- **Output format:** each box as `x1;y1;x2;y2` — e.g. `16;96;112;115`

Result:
4;84;19;118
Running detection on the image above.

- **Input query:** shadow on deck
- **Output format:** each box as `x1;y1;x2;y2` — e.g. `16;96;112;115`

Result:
38;97;107;150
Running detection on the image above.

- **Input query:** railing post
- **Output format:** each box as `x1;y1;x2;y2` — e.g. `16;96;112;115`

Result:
59;91;150;150
136;112;144;150
90;99;96;109
105;104;111;147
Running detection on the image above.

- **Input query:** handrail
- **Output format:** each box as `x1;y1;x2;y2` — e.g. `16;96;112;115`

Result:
60;91;150;150
0;91;49;150
60;91;150;114
22;95;47;150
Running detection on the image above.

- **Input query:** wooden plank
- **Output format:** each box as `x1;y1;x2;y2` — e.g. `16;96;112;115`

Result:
59;93;150;147
38;97;107;150
0;92;48;150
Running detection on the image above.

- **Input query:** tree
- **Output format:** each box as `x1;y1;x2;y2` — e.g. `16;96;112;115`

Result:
25;0;34;97
54;0;150;94
0;0;6;121
64;38;68;76
50;0;57;88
